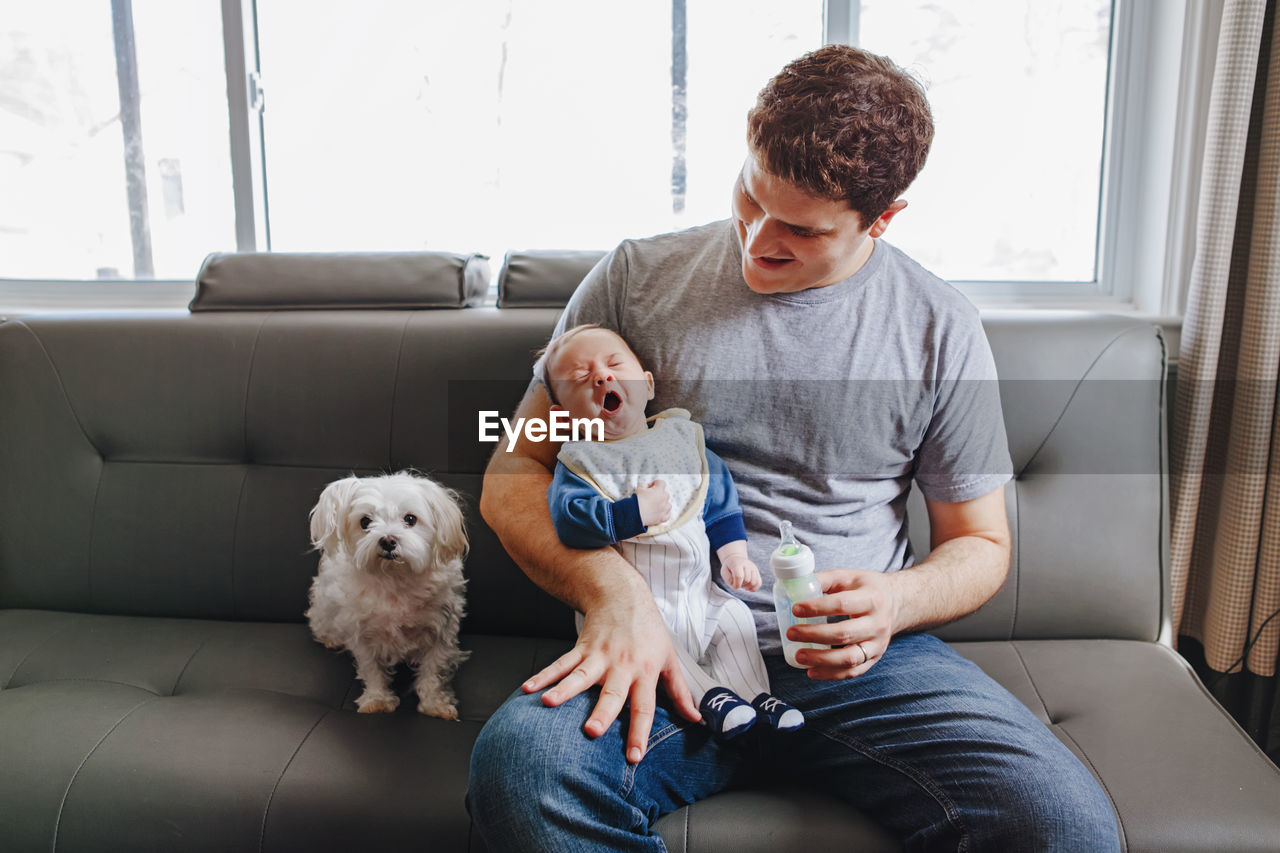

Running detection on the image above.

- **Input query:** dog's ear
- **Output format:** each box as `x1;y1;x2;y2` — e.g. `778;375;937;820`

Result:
309;476;362;555
419;479;469;566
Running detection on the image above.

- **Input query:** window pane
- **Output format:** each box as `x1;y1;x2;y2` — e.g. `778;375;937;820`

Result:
859;0;1112;282
0;1;234;280
255;0;821;259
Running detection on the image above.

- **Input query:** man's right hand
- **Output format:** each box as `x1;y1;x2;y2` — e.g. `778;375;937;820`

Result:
521;581;701;764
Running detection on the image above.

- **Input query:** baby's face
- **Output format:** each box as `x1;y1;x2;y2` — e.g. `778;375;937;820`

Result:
547;329;654;440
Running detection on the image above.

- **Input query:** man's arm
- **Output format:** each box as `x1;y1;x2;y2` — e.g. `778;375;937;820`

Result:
479;383;700;761
787;485;1010;679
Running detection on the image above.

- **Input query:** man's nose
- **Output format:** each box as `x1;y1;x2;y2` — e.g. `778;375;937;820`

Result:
744;216;780;255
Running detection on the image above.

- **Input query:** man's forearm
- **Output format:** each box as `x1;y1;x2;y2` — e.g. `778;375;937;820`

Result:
885;534;1009;634
480;453;646;612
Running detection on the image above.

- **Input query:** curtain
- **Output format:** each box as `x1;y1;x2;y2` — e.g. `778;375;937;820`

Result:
1171;0;1279;762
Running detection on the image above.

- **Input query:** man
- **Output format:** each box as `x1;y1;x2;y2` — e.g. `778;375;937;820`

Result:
468;45;1120;851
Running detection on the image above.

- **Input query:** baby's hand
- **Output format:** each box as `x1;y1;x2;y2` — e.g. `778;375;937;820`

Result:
721;555;762;592
635;480;671;526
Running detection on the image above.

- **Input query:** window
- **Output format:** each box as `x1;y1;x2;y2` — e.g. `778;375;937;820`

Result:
1;1;234;281
254;0;821;262
0;1;1208;314
856;0;1112;284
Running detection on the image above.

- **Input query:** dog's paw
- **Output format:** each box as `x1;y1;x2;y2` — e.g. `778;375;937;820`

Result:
418;700;459;721
356;694;400;714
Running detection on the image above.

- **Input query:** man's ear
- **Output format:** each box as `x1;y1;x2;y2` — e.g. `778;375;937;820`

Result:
869;200;908;238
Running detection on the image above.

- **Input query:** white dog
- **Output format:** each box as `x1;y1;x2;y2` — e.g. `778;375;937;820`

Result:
306;471;469;719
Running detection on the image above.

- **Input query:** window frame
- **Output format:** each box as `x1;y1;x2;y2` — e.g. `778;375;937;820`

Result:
0;0;1219;317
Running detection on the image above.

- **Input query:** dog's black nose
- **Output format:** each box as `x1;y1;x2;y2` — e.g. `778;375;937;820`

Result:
378;536;397;552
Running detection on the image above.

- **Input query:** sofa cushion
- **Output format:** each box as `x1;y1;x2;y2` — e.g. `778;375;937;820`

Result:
496;249;605;307
5;608;1277;852
654;639;1280;853
190;251;490;311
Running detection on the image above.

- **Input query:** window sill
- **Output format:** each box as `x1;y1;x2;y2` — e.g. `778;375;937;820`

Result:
0;280;196;320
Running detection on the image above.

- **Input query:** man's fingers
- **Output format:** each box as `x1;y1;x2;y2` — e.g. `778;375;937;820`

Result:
814;568;861;593
786;614;877;646
540;657;605;707
661;660;702;724
584;674;632;739
792;589;872;619
624;688;656;764
523;648;583;694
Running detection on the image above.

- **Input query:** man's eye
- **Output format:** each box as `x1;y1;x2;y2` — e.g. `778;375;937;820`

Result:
404;514;417;527
360;516;371;530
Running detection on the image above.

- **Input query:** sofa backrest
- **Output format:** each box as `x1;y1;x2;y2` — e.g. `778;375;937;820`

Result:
0;252;1167;644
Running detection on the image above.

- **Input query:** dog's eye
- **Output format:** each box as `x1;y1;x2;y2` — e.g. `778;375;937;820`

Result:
404;514;417;527
360;516;371;530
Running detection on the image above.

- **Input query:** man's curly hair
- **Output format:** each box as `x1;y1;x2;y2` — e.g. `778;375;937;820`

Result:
747;45;933;230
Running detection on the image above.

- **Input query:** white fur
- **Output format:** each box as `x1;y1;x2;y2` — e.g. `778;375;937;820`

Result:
305;471;470;719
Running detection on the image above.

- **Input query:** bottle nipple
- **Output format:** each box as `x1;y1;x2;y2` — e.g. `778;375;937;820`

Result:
779;520;802;556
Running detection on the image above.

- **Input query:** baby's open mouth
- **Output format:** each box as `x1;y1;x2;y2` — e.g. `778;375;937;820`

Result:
602;391;622;412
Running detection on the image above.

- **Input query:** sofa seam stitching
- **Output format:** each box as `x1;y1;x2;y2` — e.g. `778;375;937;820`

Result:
387;314;413;470
8;676;163;693
51;694;160;851
1017;325;1142;475
86;459;106;610
240;313;270;462
1010;479;1021;640
1046;717;1130;852
170;633;215;695
14;321;109;610
1;615;79;690
1164;643;1280;776
1008;641;1129;848
11;321;102;457
1008;641;1052;720
257;707;332;852
228;465;251;619
233;314;270;619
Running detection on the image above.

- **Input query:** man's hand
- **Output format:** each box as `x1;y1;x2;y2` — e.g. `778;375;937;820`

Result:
716;540;762;591
787;487;1010;680
787;569;898;679
634;480;671;526
521;582;702;763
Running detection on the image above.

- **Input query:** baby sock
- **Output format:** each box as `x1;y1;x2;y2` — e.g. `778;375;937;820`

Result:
699;687;756;739
752;693;804;732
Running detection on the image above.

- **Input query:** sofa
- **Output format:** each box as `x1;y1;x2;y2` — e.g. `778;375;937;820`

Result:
1;250;1277;852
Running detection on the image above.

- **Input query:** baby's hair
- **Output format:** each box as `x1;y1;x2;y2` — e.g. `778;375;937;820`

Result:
534;324;638;405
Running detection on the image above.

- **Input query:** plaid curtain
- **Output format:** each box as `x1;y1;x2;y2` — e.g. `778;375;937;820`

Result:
1171;0;1279;757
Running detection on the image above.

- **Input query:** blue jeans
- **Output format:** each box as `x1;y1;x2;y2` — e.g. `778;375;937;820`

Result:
467;633;1120;852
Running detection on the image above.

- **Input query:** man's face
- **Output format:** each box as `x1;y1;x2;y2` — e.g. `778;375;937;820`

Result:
547;328;654;440
731;155;902;294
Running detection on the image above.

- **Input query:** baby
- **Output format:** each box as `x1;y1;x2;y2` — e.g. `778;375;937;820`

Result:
539;324;802;738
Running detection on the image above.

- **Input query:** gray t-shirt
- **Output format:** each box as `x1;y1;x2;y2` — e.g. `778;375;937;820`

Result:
552;219;1012;651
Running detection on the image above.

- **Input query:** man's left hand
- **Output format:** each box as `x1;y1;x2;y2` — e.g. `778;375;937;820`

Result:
787;569;900;679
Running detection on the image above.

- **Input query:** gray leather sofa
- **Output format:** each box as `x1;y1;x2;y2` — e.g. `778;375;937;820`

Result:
1;251;1277;852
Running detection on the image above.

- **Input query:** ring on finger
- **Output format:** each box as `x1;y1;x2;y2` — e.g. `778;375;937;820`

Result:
855;642;868;665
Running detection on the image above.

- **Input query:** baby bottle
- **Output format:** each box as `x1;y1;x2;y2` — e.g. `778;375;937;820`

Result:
771;520;827;668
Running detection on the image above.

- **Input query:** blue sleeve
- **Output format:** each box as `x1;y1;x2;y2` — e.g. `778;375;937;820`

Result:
703;449;747;551
548;462;647;548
